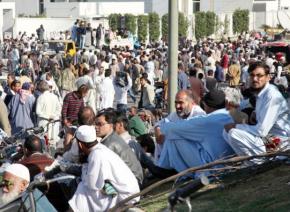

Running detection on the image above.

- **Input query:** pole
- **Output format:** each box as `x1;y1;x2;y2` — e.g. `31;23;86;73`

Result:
168;0;178;113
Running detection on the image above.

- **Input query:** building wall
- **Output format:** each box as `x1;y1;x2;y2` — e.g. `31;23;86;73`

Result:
45;2;97;17
201;0;253;13
2;0;39;16
97;2;145;15
0;2;15;41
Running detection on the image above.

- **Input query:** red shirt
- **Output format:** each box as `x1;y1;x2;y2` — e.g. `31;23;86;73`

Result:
62;91;84;123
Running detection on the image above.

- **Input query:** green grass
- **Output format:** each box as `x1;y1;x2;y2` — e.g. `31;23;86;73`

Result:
138;163;290;211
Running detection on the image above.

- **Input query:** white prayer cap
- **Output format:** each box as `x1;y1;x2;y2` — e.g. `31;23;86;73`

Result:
111;54;117;60
46;80;53;87
75;125;97;143
75;78;88;90
5;164;30;182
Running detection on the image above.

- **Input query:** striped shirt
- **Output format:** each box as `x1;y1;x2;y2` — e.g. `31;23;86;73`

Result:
62;91;84;123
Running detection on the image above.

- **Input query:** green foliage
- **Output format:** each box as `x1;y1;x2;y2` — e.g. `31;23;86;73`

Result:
137;15;148;43
205;11;216;36
232;9;249;34
195;11;207;39
161;13;188;40
178;12;189;37
161;13;168;40
224;15;230;35
108;13;121;32
124;13;137;34
148;12;160;42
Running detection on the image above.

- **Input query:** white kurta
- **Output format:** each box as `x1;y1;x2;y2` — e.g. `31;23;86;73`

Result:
69;143;140;212
99;77;115;109
36;91;62;146
224;83;290;162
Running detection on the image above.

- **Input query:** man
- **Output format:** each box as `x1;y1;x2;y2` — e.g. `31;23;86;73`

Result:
99;69;115;109
154;90;205;157
0;164;30;206
8;82;35;134
138;76;155;109
36;80;61;148
224;62;290;162
0;98;11;136
0;164;57;211
69;125;140;211
157;90;234;176
205;69;217;92
4;79;21;106
36;25;45;41
178;62;189;90
114;71;132;113
19;135;54;180
96;110;144;184
62;84;88;127
227;61;241;87
57;59;76;98
128;106;146;138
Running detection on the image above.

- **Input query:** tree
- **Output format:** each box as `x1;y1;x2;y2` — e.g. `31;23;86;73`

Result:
108;13;121;32
178;12;189;37
148;12;160;42
124;13;137;35
195;11;207;39
206;11;216;36
161;13;168;40
232;9;249;34
137;15;148;43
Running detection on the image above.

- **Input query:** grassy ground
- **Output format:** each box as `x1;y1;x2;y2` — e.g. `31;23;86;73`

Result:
138;162;290;212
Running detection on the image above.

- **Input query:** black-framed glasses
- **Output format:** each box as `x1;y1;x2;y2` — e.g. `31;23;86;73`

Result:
95;122;109;127
249;73;267;79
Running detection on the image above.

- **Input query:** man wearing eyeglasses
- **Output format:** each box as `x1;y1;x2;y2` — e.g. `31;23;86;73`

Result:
224;61;290;163
95;110;143;185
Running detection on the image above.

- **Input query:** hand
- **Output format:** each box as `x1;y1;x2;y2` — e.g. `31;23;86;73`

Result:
224;123;236;133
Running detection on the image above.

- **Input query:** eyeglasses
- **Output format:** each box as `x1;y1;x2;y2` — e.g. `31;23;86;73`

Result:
0;179;14;189
249;73;267;79
95;122;109;127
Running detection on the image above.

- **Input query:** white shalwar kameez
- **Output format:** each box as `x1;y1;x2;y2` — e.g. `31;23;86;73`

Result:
99;77;115;109
69;143;140;212
223;83;290;161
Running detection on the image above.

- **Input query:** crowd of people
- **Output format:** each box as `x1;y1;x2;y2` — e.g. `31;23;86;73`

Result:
0;24;290;211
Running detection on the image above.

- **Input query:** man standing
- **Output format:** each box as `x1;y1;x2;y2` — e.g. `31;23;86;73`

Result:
36;25;45;41
114;72;132;113
69;125;140;211
99;69;115;109
36;81;61;148
8;83;35;134
224;62;290;162
177;62;189;90
62;84;88;127
57;59;76;98
138;76;155;109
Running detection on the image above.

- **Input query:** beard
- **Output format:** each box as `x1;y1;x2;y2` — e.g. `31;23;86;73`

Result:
0;189;20;206
176;108;191;119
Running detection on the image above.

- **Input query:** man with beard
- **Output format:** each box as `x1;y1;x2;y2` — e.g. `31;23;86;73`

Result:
0;164;57;211
224;62;290;163
0;164;30;206
154;89;205;148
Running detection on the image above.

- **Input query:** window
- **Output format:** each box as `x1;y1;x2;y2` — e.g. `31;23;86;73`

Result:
39;0;44;15
193;0;200;13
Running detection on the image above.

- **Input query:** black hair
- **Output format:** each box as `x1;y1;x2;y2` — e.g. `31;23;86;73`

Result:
248;61;270;75
96;110;116;124
105;69;112;77
115;112;129;131
136;134;155;155
24;135;42;154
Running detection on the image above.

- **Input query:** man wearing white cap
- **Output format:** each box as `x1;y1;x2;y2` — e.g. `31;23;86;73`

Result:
0;164;30;206
69;125;140;212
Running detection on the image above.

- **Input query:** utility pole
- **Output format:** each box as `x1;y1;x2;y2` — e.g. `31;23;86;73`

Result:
168;0;178;113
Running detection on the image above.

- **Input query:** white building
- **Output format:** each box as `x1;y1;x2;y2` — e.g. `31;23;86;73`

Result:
0;2;15;41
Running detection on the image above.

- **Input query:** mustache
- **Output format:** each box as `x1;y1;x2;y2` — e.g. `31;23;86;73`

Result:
0;189;20;206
